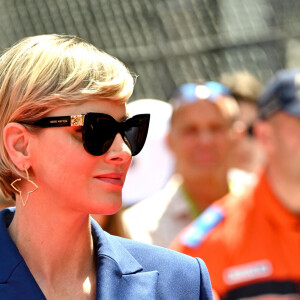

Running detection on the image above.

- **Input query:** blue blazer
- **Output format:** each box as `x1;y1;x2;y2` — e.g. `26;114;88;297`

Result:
0;208;212;299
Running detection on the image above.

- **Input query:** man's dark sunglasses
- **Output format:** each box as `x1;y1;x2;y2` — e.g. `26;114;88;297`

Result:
23;112;150;156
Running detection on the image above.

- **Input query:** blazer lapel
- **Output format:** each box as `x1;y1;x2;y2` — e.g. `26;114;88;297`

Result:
0;208;46;299
91;219;159;300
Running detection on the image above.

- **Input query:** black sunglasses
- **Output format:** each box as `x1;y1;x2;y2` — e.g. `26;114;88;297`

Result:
22;112;150;156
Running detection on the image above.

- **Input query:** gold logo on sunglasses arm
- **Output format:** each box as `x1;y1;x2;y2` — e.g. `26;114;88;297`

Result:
71;115;85;126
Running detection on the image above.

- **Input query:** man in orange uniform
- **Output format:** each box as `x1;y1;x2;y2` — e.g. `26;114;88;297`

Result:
170;68;300;299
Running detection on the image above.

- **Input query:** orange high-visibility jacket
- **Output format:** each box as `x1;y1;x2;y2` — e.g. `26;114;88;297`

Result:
170;172;300;299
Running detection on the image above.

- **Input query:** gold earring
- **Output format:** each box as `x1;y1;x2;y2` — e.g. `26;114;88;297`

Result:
11;167;38;207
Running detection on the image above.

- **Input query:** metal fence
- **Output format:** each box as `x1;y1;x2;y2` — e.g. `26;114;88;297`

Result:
0;0;300;101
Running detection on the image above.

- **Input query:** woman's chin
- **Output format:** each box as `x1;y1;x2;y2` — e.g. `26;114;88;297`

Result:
91;198;122;215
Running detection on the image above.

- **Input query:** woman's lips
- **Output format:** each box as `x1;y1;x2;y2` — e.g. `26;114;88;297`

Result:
94;174;124;186
97;177;123;186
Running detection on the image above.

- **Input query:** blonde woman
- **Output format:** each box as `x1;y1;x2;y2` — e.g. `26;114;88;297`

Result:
0;34;212;299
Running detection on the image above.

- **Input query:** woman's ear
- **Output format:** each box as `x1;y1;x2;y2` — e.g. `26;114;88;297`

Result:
3;123;30;170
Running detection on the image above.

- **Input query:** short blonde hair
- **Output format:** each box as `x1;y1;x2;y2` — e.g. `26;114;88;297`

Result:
0;34;135;199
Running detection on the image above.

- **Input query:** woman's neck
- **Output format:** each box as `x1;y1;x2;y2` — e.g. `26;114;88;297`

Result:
8;197;96;299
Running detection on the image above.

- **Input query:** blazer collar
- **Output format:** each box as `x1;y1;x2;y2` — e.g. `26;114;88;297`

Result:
91;218;158;299
0;207;46;298
0;207;26;282
91;217;143;274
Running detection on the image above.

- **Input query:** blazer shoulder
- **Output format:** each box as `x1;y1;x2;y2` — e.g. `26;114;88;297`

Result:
112;234;196;263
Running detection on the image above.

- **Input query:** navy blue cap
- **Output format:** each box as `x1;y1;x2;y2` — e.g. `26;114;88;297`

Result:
258;68;300;119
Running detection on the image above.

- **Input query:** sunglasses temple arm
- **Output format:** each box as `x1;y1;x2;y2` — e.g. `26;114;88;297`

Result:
33;116;72;128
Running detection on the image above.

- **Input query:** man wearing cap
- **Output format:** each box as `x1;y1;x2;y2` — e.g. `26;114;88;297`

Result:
170;69;300;299
120;81;241;247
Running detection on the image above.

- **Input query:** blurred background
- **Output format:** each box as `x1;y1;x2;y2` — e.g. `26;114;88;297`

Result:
0;0;299;101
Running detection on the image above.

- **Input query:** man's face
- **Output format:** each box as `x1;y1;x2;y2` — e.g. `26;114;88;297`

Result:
263;112;300;180
168;100;236;179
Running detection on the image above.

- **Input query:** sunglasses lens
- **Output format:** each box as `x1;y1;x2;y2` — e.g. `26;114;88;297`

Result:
123;114;150;156
82;113;150;156
83;114;116;156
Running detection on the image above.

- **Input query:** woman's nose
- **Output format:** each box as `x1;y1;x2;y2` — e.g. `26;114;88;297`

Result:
104;133;132;163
